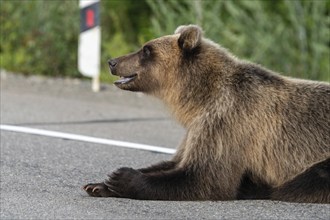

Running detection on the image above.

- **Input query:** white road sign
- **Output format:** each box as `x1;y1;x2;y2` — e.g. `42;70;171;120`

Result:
78;0;101;91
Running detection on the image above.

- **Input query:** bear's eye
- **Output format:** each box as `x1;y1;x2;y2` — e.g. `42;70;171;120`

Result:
142;46;151;57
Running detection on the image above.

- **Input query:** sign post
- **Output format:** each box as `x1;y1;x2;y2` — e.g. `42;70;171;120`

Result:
78;0;101;92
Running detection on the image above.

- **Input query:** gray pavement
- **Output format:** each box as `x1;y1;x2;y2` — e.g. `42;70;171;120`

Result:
1;71;329;219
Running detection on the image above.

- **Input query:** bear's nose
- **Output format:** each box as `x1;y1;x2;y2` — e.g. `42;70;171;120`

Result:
108;59;117;69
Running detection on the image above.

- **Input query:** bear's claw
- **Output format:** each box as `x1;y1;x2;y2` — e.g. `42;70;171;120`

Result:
83;183;114;197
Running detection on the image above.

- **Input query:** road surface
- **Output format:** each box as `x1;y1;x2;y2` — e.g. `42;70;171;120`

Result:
1;71;329;219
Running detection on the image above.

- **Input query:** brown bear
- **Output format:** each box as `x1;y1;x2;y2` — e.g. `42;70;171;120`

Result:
83;25;330;203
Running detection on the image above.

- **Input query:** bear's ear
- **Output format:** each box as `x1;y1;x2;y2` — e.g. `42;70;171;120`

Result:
175;25;202;51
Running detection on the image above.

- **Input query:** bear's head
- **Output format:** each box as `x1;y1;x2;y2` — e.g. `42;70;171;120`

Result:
108;25;237;126
108;25;206;96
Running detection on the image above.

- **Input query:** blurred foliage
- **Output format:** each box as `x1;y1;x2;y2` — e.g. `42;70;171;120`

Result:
0;0;329;82
0;0;80;77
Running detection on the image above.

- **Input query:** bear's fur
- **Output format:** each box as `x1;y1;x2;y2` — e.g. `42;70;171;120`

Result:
84;25;330;203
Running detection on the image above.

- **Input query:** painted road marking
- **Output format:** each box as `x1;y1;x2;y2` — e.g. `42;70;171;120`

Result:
0;124;176;154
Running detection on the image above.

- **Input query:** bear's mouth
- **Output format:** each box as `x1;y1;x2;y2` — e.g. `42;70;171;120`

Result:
114;74;137;85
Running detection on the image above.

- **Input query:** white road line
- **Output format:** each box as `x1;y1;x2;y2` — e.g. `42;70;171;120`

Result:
0;124;176;155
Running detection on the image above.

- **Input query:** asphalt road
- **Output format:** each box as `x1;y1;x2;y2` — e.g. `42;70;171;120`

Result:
1;71;329;219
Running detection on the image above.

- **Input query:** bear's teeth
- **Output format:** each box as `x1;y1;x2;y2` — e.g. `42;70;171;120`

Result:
114;74;137;85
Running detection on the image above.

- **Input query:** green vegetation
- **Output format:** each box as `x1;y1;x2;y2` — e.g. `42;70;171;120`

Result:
0;0;79;77
0;0;329;82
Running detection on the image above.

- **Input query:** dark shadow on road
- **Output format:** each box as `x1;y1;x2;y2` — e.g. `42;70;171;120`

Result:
14;117;169;127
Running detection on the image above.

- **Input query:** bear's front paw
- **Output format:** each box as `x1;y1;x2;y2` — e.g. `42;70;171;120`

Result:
104;167;143;199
